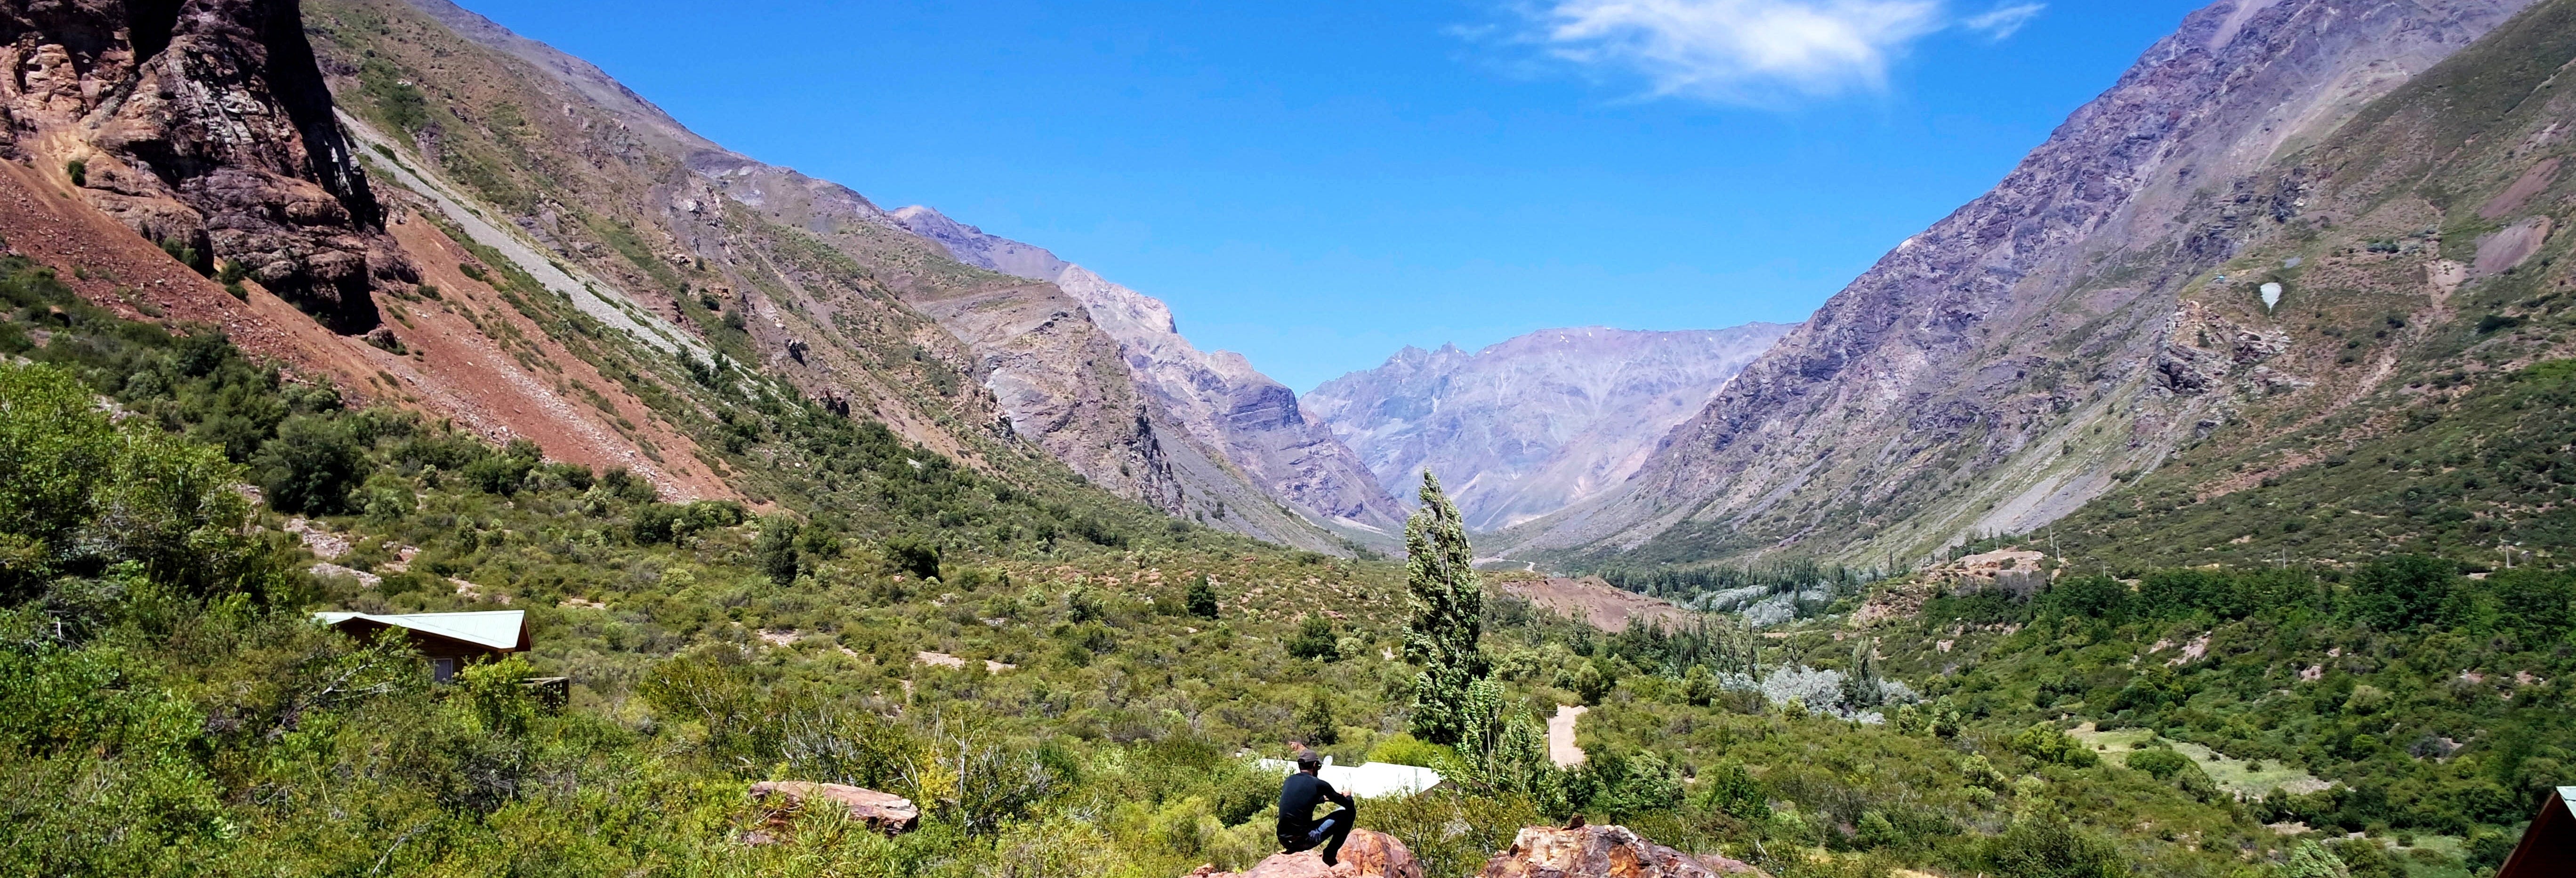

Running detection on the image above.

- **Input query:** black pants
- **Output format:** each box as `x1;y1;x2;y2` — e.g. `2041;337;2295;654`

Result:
1280;810;1353;863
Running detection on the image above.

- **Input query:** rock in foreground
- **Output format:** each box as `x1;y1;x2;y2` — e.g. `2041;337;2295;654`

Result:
1189;828;1422;878
1479;824;1762;878
746;781;919;838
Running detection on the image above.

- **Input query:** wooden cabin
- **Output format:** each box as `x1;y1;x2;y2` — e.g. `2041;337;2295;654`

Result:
2496;786;2576;878
314;610;527;682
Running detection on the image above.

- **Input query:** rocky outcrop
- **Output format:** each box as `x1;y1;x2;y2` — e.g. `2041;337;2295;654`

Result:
1188;829;1422;878
1477;824;1760;878
1306;325;1789;531
891;205;1408;542
0;0;413;331
1498;0;2535;565
746;781;919;837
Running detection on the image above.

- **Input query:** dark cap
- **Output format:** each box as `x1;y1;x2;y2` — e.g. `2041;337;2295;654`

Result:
1295;749;1323;771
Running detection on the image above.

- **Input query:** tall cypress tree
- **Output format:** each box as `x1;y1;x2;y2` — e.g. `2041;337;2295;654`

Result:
1403;471;1486;745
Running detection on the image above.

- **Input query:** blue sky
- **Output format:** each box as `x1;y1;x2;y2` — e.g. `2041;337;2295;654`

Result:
462;0;2207;391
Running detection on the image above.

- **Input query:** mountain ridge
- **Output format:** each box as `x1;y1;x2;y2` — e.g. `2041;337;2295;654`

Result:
346;0;1388;552
1497;0;2544;569
887;203;1409;542
1306;323;1791;532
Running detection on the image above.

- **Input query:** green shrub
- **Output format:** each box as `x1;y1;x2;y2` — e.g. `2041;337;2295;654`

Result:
756;515;801;586
2125;747;2191;781
2010;723;2101;767
885;537;940;580
1286;616;1339;661
1697;759;1771;820
1186;574;1220;619
255;414;368;515
1982;813;2128;878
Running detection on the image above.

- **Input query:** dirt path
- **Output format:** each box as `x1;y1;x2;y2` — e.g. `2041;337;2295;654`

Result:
1548;704;1587;767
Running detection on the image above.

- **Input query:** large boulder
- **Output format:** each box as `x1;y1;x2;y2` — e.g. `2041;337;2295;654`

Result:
1188;828;1422;878
746;781;919;838
1478;824;1763;878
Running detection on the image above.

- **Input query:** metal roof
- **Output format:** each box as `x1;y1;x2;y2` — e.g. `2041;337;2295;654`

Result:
314;611;526;651
1254;757;1445;799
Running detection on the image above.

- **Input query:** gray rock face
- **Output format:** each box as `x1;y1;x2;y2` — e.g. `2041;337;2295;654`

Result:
1305;325;1789;531
1498;0;2534;564
888;206;1409;541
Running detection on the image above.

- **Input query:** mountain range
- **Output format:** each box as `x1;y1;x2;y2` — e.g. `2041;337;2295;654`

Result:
6;0;2576;874
1305;325;1791;532
5;0;2560;577
1495;0;2564;572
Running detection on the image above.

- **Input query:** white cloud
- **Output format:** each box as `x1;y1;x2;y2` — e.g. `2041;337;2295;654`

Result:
1962;2;2045;40
1505;0;2045;103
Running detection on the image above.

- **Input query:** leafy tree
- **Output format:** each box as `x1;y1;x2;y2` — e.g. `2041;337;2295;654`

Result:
2042;574;2130;621
1567;660;1613;705
1681;664;1719;707
255;413;368;515
1288;616;1340;661
1067;587;1104;623
1185;573;1220;619
1842;637;1884;709
755;514;802;586
1403;471;1485;746
1298;692;1339;745
2345;555;2459;629
886;537;941;580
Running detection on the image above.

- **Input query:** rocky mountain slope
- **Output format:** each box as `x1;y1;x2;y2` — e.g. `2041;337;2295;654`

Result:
3;0;416;332
1305;325;1788;531
1498;0;2550;570
314;0;1375;551
0;0;1377;551
890;206;1407;543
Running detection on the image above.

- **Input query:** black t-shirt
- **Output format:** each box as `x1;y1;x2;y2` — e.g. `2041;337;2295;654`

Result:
1276;772;1353;844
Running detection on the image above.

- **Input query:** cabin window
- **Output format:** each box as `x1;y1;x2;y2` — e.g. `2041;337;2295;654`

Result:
431;657;457;682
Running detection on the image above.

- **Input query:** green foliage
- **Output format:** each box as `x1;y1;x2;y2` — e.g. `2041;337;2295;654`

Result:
2010;724;2102;767
1186;573;1220;619
2124;747;2192;781
1366;733;1451;768
1982;813;2128;878
2345;555;2462;630
1404;472;1486;745
1568;659;1614;705
2281;840;2352;878
357;58;431;133
0;363;264;601
1297;692;1339;746
63;158;83;186
1287;615;1341;661
255;413;367;515
756;514;802;586
884;536;940;580
1699;760;1771;820
158;237;208;275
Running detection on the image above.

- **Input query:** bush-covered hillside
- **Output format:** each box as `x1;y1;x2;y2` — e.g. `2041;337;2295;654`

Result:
13;249;2543;878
